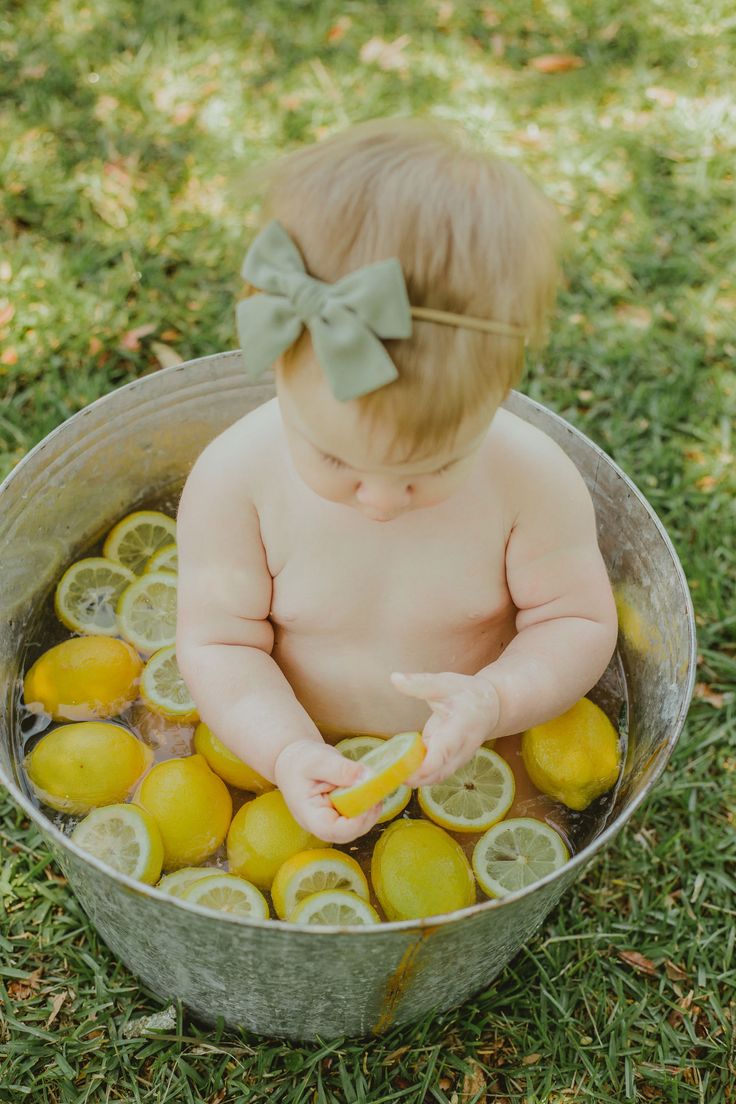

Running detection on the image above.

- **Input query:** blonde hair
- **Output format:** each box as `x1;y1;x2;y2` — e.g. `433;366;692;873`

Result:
242;117;562;461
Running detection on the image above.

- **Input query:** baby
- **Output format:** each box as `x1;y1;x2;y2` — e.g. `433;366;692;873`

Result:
176;117;618;844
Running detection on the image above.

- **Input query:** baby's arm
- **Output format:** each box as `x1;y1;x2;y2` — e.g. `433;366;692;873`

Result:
176;429;380;842
395;430;618;785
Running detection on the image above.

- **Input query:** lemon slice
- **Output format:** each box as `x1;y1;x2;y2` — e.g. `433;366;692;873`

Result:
418;747;515;832
146;544;178;574
472;817;570;899
104;511;178;575
180;873;269;918
288;889;380;926
54;557;136;635
157;867;220;898
271;847;369;920
336;736;411;823
140;645;198;723
71;803;164;884
117;571;177;655
331;730;425;819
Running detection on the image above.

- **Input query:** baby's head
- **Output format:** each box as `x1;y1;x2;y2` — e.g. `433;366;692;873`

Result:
243;117;561;521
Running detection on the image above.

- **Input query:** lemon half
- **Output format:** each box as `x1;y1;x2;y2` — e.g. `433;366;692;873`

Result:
288;890;380;926
472;817;569;899
418;747;515;832
181;873;269;918
140;645;199;723
331;731;424;819
271;847;369;920
336;736;411;823
54;557;135;635
71;803;163;884
104;511;177;575
117;571;178;655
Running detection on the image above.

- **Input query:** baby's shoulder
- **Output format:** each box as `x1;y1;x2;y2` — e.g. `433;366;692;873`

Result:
184;398;283;498
489;407;591;508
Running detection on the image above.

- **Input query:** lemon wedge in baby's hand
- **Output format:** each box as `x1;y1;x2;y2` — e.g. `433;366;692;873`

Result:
521;697;621;811
330;730;425;818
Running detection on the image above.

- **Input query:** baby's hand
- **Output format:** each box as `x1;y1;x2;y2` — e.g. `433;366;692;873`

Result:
390;670;501;786
274;739;383;844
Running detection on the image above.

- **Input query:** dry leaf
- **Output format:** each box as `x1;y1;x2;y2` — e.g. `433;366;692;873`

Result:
0;302;15;326
695;475;717;493
529;54;584;73
119;323;157;352
2;348;19;365
694;682;725;708
359;35;411;72
618;949;659;976
46;991;67;1028
665;960;689;982
326;16;352;43
7;967;44;1001
645;87;678;108
522;1052;542;1066
462;1060;487;1101
151;341;184;369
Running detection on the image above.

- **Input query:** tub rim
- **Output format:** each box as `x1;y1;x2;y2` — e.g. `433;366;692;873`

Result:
0;350;697;935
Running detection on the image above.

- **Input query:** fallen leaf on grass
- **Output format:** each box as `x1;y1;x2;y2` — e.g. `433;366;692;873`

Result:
359;35;411;72
151;341;184;369
46;991;67;1028
121;1004;177;1038
7;967;44;1001
461;1060;487;1101
618;949;659;976
665;960;689;982
528;54;584;73
694;683;725;708
522;1053;542;1066
326;17;352;44
119;323;157;352
615;303;652;329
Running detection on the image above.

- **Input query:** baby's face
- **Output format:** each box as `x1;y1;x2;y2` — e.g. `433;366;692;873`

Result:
277;359;497;522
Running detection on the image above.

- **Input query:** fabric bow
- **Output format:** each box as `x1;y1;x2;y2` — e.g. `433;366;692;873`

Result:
236;220;413;402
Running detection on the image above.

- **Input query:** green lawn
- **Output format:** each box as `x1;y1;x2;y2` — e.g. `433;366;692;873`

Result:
1;1;735;1101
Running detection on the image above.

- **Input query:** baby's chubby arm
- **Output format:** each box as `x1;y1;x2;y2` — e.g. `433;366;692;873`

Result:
175;429;380;842
394;429;618;785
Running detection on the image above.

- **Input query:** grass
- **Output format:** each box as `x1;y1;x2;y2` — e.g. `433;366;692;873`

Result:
1;0;735;1100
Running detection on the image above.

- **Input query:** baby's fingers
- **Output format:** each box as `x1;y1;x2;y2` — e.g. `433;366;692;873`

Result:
406;732;462;787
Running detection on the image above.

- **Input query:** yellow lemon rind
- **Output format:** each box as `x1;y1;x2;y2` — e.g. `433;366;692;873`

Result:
71;803;164;884
271;847;369;921
331;730;425;819
180;873;269;918
288;889;380;926
140;645;199;723
103;511;178;575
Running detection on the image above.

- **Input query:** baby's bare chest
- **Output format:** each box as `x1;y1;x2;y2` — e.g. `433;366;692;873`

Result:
260;493;512;643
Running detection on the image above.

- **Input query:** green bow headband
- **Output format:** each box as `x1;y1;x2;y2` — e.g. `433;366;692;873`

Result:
236;219;526;402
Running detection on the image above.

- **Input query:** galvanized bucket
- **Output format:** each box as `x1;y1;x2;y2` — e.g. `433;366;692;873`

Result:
0;350;696;1040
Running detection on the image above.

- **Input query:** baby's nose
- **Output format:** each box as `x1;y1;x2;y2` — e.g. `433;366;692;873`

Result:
355;479;412;514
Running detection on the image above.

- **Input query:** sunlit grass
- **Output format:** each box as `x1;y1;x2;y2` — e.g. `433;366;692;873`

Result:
1;1;734;1100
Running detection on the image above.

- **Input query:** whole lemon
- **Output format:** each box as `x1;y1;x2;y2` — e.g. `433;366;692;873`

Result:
136;754;233;869
193;723;274;793
371;818;476;921
521;697;621;811
25;722;152;814
23;636;142;722
226;791;323;889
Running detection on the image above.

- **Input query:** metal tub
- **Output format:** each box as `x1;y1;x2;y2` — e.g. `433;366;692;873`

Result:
0;350;696;1040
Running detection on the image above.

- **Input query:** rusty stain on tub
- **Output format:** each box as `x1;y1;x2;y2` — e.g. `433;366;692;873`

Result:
372;925;440;1034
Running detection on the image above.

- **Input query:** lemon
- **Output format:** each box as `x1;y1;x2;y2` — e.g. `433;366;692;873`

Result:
54;557;135;635
331;731;425;818
23;636;142;722
117;571;177;655
226;790;324;890
335;736;410;823
271;847;369;920
289;890;380;926
158;867;220;898
136;754;233;869
521;697;621;811
71;803;163;884
418;747;515;832
193;722;274;793
104;511;177;575
140;646;199;723
371;818;476;921
180;873;269;919
145;544;178;574
25;721;152;814
472;817;569;898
